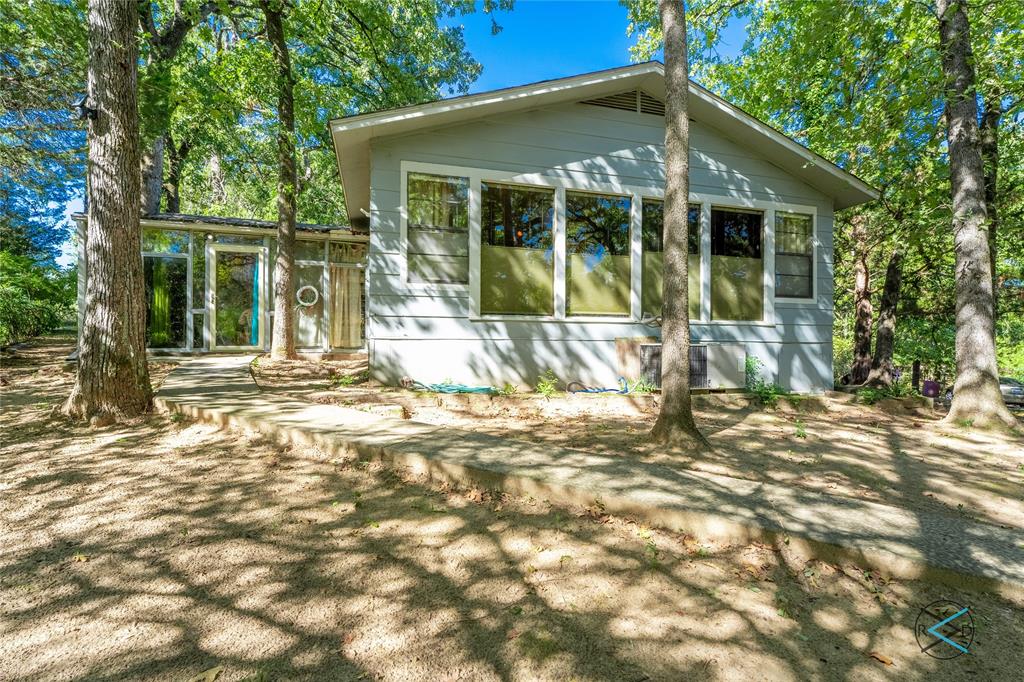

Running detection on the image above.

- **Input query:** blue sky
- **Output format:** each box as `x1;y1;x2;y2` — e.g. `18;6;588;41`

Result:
446;0;749;93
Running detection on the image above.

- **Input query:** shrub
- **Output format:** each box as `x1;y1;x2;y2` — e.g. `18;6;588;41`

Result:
535;369;559;398
0;251;75;346
628;376;658;393
745;355;785;409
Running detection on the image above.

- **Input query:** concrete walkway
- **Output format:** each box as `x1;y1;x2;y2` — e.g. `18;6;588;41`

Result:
156;356;1024;599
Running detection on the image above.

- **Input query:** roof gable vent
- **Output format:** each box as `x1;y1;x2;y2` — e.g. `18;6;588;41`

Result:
580;88;665;116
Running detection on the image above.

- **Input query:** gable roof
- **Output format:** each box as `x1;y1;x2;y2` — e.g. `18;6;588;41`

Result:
329;61;878;226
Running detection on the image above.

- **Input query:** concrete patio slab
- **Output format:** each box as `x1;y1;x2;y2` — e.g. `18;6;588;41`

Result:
155;356;1024;599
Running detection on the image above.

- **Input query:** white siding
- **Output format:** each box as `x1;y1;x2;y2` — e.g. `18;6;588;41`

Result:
367;102;835;392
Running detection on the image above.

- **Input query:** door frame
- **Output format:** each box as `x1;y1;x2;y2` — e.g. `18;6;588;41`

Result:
206;242;268;351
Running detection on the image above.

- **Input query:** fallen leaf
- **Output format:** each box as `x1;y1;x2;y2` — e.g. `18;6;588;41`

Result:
185;666;223;682
868;652;894;666
72;554;89;563
506;629;520;640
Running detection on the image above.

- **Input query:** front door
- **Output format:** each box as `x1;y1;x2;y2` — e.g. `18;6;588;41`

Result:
209;245;265;350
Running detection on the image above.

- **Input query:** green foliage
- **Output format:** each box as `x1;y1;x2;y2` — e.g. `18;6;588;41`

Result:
331;371;368;387
498;382;519;396
854;378;917;405
535;369;559;398
0;252;75;346
794;419;807;439
627;376;658;393
745;355;785;409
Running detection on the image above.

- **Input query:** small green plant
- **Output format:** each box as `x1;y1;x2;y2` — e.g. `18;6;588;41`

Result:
498;382;519;396
745;355;785;409
332;371;368;387
956;418;975;429
794;419;807;439
628;376;658;393
535;369;559;398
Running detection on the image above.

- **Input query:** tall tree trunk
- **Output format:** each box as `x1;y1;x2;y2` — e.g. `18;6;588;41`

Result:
163;132;190;213
980;91;1001;332
650;0;709;450
865;248;902;387
139;134;164;213
936;0;1014;429
263;0;297;360
850;214;873;384
65;0;152;421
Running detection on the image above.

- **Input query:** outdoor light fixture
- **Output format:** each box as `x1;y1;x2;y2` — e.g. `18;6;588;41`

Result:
74;96;97;120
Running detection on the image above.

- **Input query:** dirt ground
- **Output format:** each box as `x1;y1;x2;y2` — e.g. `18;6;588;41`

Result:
254;358;1024;533
3;338;1023;681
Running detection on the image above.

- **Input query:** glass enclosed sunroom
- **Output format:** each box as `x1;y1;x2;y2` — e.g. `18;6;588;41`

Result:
73;214;368;354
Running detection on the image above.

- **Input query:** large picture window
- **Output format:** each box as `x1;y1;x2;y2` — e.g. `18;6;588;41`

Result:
711;207;763;321
641;199;701;319
143;255;188;348
480;182;555;315
775;212;813;298
406;172;469;284
566;191;631;316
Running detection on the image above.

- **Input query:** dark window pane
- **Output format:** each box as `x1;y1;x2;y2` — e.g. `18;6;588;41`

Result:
408;173;469;230
142;228;189;254
407;173;469;283
480;183;555;315
642;200;700;255
711;208;762;258
144;256;188;348
775;213;813;298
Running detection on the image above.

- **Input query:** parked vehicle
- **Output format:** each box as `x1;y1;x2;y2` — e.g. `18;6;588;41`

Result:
943;377;1024;408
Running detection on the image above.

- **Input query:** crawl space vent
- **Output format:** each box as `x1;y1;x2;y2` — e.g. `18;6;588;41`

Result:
580;88;665;116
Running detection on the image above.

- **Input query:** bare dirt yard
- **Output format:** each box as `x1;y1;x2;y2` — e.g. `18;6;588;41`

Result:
255;358;1024;532
3;338;1023;681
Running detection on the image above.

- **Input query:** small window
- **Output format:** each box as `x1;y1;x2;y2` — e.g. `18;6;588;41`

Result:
566;191;631;316
641;200;700;319
142;228;189;254
775;212;813;298
406;172;469;283
295;239;326;261
480;182;555;315
330;241;367;264
711;208;763;321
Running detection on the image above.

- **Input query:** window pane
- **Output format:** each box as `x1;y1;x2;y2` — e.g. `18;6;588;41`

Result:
408;172;469;229
144;256;188;348
192;232;209;305
775;213;813;298
193;312;205;349
566;192;632;316
407;173;469;283
481;182;554;315
142;228;189;254
641;200;700;319
295;239;325;261
711;208;763;320
330;241;367;264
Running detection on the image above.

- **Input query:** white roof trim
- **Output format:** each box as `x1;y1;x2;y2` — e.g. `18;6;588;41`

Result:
330;62;877;223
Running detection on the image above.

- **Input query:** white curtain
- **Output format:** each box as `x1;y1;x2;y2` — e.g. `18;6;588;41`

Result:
330;266;363;348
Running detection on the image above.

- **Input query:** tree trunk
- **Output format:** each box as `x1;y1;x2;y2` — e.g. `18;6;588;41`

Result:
650;0;709;450
139;134;164;214
850;214;873;384
263;0;297;360
163;132;190;213
936;0;1015;429
980;91;1001;331
865;248;902;387
64;0;152;421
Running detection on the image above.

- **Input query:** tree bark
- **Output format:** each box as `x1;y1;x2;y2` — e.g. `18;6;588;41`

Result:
936;0;1015;429
139;134;164;213
65;0;152;421
865;248;902;387
163;132;191;213
979;91;1001;330
650;0;709;450
850;214;873;384
263;0;297;360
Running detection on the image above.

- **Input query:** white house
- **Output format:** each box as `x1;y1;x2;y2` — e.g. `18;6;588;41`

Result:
329;62;877;393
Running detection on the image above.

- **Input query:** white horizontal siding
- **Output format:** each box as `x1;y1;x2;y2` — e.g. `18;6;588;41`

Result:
366;101;837;391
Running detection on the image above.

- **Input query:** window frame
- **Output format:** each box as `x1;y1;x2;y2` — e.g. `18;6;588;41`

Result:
398;160;818;324
773;210;817;302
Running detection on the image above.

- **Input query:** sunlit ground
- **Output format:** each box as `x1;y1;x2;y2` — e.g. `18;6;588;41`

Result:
2;337;1023;681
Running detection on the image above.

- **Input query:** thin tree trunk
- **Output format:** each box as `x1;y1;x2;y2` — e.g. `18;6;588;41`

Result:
850;214;873;384
980;91;1001;331
263;0;297;360
65;0;152;421
936;0;1014;429
163;132;190;213
865;248;902;387
650;0;709;450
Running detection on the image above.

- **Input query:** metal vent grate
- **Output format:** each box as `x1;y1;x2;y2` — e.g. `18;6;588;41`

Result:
639;90;665;116
639;343;709;389
581;89;665;116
